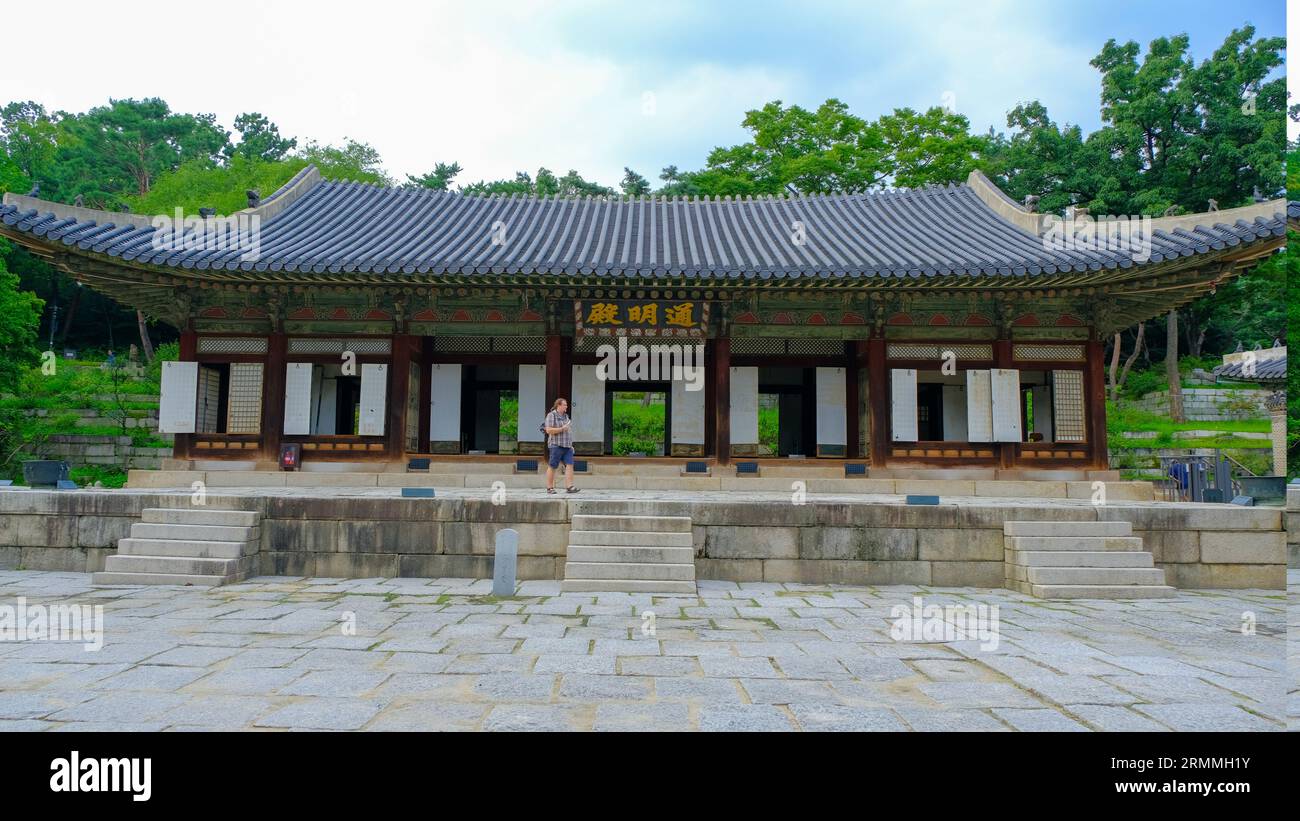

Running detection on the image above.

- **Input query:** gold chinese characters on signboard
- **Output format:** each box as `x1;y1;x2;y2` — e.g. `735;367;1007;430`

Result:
575;300;710;337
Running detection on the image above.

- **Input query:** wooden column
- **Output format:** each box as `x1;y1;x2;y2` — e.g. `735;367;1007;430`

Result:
713;337;730;465
387;334;415;459
846;342;863;459
993;337;1015;470
173;330;197;461
545;334;564;404
866;336;888;467
417;336;433;453
1085;335;1108;470
261;332;287;462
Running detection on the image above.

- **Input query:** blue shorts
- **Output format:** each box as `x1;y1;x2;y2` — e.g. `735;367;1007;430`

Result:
547;445;575;468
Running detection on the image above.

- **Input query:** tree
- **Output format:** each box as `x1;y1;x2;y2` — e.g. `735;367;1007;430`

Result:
297;138;393;185
460;167;614;197
0;101;58;182
52;98;230;206
224;112;296;163
656;165;701;197
405;161;462;191
0;240;44;396
1165;311;1184;422
1107;322;1145;401
620;167;651;196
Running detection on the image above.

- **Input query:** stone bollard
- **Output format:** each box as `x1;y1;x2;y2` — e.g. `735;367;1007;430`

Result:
492;528;519;597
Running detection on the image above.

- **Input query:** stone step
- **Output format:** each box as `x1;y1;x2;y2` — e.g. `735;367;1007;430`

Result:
130;522;259;542
570;514;692;533
567;545;695;564
559;578;698;594
1004;536;1145;552
103;554;252;577
140;508;260;527
564;561;696;581
1005;550;1154;568
1003;520;1132;537
91;571;231;587
1026;584;1176;600
116;537;257;560
568;529;693;547
1024;566;1168;586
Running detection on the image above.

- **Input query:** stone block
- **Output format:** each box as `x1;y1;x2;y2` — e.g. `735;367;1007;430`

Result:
917;528;1003;562
930;561;1004;587
0;514;77;547
700;525;799;560
1198;531;1285;564
313;552;399;578
260;519;339;554
1137;530;1199;564
894;479;975;496
695;557;763;582
440;521;568;557
75;515;135;548
974;480;1068;499
1161;563;1285;590
799;527;916;561
337;520;440;554
761;559;931;585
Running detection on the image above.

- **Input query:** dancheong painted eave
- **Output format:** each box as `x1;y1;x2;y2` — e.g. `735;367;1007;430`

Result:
0;167;1287;285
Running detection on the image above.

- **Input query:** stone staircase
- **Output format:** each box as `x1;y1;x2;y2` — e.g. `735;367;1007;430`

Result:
92;508;260;587
561;514;697;594
1003;520;1174;599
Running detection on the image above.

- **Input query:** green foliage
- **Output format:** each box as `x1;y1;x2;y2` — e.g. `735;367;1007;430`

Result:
68;465;129;489
0;241;44;395
297;138;393;185
224;112;297;163
611;396;664;455
620;167;651;196
460;167;614;198
51;97;230;207
131;156;307;216
405;162;462;191
758;407;778;455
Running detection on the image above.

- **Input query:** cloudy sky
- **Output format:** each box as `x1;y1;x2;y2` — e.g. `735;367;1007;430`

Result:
3;0;1286;187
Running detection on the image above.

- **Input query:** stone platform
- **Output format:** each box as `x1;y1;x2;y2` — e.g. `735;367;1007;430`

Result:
0;483;1284;590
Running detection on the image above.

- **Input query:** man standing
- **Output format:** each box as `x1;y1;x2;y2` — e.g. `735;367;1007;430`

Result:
543;398;579;494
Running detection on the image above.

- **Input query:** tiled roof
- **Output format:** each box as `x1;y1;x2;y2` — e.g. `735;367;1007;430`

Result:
0;169;1287;282
1213;355;1287;382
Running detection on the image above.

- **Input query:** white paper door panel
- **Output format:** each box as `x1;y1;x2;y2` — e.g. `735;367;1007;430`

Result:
966;370;993;442
990;368;1022;442
890;369;918;442
158;361;199;434
671;378;705;444
729;367;759;445
428;364;462;441
359;363;387;436
815;367;846;446
571;365;605;442
941;385;968;441
517;365;546;443
281;363;313;435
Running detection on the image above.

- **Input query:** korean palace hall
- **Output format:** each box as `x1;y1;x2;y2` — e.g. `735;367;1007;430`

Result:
0;167;1287;477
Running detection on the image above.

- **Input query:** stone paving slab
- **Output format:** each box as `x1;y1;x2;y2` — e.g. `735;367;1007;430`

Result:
0;569;1285;732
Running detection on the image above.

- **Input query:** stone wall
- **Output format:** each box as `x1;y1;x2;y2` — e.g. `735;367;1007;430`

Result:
25;435;172;470
1287;485;1300;569
1123;388;1273;421
0;490;1284;589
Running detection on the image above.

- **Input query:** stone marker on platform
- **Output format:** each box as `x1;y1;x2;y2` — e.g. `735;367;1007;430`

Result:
493;528;518;597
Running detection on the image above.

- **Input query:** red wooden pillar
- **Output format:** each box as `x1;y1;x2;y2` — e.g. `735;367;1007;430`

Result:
173;330;197;461
417;336;433;453
387;334;415;459
993;337;1015;470
866;336;888;467
1085;335;1108;470
713;337;730;465
546;333;574;404
846;342;863;459
261;332;287;462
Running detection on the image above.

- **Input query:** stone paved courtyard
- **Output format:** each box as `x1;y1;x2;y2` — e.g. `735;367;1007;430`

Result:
0;570;1286;732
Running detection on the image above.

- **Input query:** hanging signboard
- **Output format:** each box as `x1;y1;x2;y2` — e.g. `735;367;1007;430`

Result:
574;300;709;337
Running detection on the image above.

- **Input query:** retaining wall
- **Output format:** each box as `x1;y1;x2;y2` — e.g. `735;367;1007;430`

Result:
0;490;1284;589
